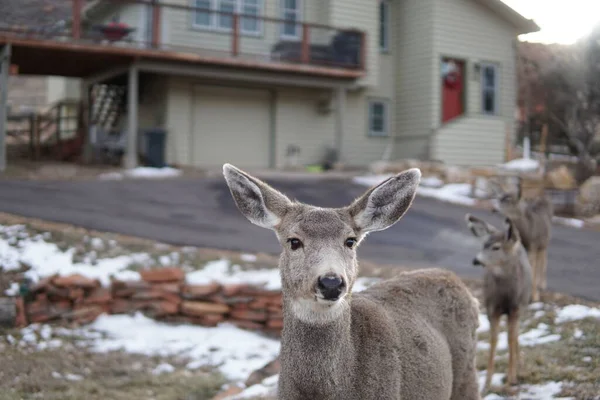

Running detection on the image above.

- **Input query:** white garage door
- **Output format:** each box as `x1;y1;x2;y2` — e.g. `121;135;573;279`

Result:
192;85;271;169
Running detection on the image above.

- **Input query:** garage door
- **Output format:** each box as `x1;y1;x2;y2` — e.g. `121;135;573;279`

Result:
192;85;271;169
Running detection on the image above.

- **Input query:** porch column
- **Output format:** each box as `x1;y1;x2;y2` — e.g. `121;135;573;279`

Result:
334;86;346;160
0;44;11;172
125;65;139;169
81;80;92;164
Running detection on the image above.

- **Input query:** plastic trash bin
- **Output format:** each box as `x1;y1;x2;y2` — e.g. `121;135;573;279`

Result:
144;128;167;168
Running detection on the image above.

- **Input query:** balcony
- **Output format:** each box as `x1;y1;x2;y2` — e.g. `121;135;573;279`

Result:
0;0;367;80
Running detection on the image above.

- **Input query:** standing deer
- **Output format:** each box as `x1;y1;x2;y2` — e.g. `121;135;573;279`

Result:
492;180;553;302
465;214;532;393
223;164;481;400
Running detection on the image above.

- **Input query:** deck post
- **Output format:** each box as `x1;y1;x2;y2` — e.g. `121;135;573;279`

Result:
334;86;346;161
232;14;240;56
81;80;93;163
72;0;82;40
151;0;161;48
125;65;139;169
0;44;11;172
301;23;310;64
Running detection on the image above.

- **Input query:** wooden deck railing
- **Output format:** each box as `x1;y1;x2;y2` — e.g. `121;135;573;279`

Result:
0;0;367;72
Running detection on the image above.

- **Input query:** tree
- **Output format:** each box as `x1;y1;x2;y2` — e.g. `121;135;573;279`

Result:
519;26;600;183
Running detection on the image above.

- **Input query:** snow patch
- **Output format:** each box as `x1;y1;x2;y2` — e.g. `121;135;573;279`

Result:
555;305;600;324
186;259;281;290
477;323;560;351
152;363;175;375
418;184;476;206
499;158;540;172
420;176;444;188
88;312;280;381
227;375;279;399
240;253;258;263
553;216;585;229
99;167;182;180
5;282;19;296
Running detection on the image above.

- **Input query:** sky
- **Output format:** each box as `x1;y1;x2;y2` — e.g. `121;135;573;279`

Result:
501;0;600;44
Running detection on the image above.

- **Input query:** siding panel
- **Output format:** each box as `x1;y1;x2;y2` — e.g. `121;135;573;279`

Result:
431;0;517;165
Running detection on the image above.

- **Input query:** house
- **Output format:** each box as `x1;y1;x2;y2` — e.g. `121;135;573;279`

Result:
0;0;538;171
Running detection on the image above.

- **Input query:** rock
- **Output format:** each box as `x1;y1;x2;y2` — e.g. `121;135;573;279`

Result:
576;176;600;217
245;357;281;387
84;288;113;305
546;165;577;189
221;284;249;297
180;301;230;317
63;305;104;324
110;299;136;314
146;300;179;317
230;319;264;330
181;282;221;299
139;267;185;283
152;282;181;294
53;274;100;289
230;309;268;322
266;318;284;330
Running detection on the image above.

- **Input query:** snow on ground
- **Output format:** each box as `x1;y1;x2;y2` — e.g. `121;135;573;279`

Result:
353;175;478;206
499;158;540;172
552;216;585;229
555;304;600;323
477;322;561;351
0;225;148;285
98;167;182;180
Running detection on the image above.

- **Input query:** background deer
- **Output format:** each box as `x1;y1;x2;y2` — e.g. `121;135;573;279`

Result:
223;163;481;400
491;179;553;302
465;214;532;393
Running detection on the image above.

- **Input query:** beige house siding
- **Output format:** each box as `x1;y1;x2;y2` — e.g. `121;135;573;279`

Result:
392;0;436;160
165;77;194;166
163;0;329;60
329;0;378;87
275;88;335;168
430;0;517;165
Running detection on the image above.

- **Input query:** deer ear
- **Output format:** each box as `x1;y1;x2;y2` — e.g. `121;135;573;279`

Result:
347;168;421;234
465;214;499;238
223;164;292;229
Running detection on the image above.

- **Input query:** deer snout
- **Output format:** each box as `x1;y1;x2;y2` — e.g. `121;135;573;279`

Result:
317;274;345;301
472;258;483;266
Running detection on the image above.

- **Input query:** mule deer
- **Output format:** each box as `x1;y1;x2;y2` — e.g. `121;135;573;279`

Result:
223;164;481;400
465;214;532;392
491;180;553;302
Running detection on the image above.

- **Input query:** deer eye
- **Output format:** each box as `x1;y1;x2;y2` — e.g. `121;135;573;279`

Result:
345;238;357;249
287;238;303;251
491;243;502;251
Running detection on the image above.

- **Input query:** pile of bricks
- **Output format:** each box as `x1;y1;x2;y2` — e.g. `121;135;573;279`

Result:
21;267;284;336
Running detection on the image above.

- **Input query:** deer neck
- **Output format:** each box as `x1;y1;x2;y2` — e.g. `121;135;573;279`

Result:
280;295;356;395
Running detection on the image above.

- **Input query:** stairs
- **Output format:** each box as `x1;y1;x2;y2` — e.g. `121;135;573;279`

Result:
91;84;126;131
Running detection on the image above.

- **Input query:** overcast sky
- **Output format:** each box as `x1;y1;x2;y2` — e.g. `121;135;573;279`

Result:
501;0;600;44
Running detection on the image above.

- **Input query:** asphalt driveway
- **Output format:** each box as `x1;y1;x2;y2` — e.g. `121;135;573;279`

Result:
0;176;598;301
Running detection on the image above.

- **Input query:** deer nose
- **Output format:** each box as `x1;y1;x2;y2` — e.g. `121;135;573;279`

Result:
317;274;345;300
472;258;483;266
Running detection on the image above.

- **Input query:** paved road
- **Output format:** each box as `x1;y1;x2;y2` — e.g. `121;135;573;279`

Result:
0;177;598;301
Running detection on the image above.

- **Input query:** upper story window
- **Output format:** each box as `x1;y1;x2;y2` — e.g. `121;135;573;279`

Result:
379;0;389;52
481;63;499;115
280;0;302;39
193;0;263;34
368;99;389;137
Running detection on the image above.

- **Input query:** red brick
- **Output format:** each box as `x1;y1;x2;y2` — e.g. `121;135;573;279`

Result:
84;288;112;304
245;357;281;387
35;293;48;303
28;312;54;323
201;314;226;325
181;283;221;299
131;290;163;301
64;306;104;324
209;294;253;305
27;299;49;315
180;301;230;317
267;304;282;313
268;309;283;319
53;274;100;289
112;279;151;291
30;275;58;293
140;267;185;283
69;288;85;301
110;299;136;314
157;291;182;306
222;284;249;297
146;300;179;317
248;299;270;310
230;309;268;322
266;318;284;330
230;319;264;330
152;282;181;294
239;287;281;297
45;285;71;300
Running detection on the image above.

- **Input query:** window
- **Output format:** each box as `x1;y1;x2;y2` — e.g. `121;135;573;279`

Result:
379;0;389;52
368;100;389;137
280;0;302;39
481;63;498;115
192;0;263;34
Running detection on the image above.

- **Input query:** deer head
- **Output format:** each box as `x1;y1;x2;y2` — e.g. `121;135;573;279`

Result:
223;164;421;325
465;214;522;270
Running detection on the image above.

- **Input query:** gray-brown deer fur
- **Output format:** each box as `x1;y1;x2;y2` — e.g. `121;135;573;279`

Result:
223;163;481;400
465;214;532;392
492;181;553;302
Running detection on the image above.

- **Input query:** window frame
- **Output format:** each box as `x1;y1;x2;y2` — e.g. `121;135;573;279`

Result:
367;99;390;137
480;62;499;115
279;0;303;40
191;0;264;36
379;0;390;52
